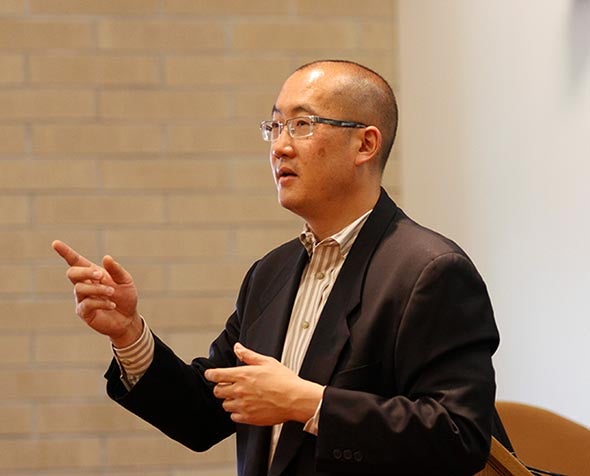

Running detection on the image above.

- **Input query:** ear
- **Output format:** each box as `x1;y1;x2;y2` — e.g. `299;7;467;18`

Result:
354;126;382;167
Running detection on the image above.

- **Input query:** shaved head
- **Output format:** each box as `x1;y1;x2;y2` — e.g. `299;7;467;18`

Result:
293;60;398;171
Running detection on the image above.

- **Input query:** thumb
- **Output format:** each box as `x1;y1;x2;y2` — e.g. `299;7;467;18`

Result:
234;343;270;365
102;255;133;285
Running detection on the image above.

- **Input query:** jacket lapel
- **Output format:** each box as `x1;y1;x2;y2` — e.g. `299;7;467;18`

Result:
269;189;399;475
243;243;308;360
239;244;308;476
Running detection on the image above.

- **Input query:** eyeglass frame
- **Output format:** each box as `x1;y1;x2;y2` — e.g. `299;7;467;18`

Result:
259;115;367;142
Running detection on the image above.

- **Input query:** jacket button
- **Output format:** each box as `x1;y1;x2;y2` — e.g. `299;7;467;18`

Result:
332;449;342;460
343;449;352;460
353;451;363;462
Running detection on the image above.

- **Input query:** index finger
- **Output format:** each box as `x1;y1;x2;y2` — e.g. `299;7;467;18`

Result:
205;366;242;384
52;240;94;267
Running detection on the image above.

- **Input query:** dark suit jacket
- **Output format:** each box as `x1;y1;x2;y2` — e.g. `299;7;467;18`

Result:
106;189;503;475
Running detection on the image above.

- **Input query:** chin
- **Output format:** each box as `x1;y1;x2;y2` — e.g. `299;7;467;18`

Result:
277;190;305;216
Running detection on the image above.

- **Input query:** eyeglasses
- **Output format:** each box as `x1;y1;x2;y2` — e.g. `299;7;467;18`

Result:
259;115;366;142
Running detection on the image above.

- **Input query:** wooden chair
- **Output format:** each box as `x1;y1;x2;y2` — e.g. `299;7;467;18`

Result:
496;401;590;476
476;437;532;476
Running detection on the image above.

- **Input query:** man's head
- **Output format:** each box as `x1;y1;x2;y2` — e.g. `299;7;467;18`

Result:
266;60;398;237
293;60;398;171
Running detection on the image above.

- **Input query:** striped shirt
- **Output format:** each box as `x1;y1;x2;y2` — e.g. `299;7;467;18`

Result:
269;210;371;460
113;210;371;460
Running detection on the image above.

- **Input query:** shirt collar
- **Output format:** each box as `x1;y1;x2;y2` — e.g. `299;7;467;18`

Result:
299;209;373;257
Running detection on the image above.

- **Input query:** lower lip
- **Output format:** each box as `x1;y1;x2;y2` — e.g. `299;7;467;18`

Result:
278;175;297;186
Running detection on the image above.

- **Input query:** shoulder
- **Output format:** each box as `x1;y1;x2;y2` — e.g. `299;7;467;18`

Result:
370;207;484;288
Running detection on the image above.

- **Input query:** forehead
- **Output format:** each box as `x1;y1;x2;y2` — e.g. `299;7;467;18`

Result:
272;67;341;118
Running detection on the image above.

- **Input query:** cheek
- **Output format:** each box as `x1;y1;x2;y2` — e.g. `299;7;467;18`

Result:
269;154;278;183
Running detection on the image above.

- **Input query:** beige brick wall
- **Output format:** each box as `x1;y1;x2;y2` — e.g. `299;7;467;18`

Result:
0;1;400;474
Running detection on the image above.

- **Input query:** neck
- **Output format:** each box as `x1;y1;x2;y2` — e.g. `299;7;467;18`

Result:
305;187;380;241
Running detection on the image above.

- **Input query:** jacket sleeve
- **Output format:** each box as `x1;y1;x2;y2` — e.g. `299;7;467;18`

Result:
316;252;499;475
104;261;260;452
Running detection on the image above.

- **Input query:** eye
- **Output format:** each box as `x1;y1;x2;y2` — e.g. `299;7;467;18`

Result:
294;118;310;128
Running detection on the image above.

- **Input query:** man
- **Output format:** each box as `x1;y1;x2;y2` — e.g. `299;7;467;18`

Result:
53;60;505;475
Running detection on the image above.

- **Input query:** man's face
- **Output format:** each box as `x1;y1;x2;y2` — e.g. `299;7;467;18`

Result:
269;66;359;223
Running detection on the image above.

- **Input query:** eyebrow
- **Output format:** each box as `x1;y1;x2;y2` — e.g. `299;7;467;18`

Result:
271;104;316;117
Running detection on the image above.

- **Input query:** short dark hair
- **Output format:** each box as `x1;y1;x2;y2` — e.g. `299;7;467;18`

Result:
295;60;398;171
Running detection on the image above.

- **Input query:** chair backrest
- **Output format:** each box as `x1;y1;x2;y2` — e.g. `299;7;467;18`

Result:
476;437;532;476
496;401;590;475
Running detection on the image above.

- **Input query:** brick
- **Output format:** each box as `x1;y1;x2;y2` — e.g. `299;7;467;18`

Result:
0;0;26;14
235;227;301;259
0;230;97;262
123;264;167;293
231;159;276;191
165;56;291;86
140;297;234;329
360;21;396;48
100;160;230;190
100;91;228;120
0;265;31;294
0;334;30;364
0;55;24;83
30;54;160;85
169;262;250;293
35;265;82;294
0;90;95;119
0;160;96;191
0;196;29;224
175;468;235;476
106;435;234;466
35;195;165;225
167;124;264;154
232;21;357;50
0;404;31;435
168;193;296;225
0;300;81;331
0;126;26;155
165;330;220;363
33;124;163;156
104;229;230;259
163;0;289;15
296;0;395;16
30;0;159;15
174;468;235;476
37;402;151;433
98;21;225;51
0;369;103;399
234;91;278;119
0;438;101;470
0;20;95;49
35;333;113;364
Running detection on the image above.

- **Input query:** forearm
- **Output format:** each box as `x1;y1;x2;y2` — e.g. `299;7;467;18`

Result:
316;387;492;475
106;334;235;452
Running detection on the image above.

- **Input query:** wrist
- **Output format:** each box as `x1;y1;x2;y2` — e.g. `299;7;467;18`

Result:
110;313;143;349
291;380;324;424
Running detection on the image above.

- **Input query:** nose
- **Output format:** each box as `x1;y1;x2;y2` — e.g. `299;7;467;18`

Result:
271;126;294;160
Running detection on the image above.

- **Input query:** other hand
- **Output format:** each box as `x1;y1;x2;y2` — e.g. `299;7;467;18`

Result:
205;343;324;426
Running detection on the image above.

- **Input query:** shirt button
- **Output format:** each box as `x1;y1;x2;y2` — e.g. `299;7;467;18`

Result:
302;321;310;329
315;271;325;280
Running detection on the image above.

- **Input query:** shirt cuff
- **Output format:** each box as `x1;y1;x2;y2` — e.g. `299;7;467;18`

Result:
303;396;323;436
112;316;154;389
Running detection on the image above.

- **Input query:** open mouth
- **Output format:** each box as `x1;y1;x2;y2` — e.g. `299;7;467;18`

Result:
277;167;297;181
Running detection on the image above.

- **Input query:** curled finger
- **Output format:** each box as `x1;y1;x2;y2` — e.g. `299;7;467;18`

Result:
76;296;116;319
